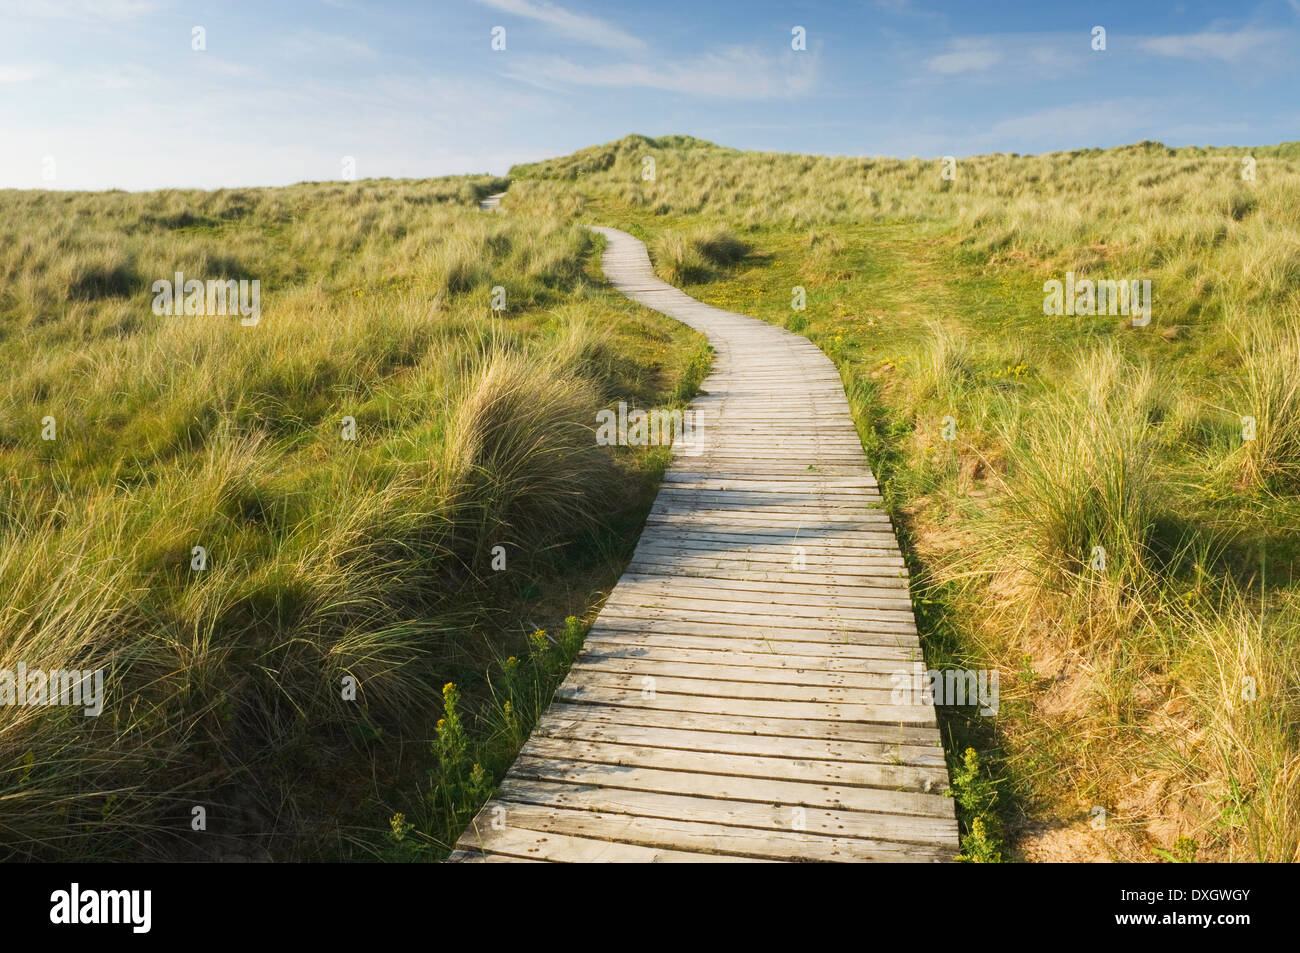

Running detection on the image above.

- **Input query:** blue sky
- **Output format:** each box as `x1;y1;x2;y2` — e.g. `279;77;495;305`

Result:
2;0;1298;190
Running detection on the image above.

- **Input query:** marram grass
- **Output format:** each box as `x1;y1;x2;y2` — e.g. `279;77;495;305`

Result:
520;133;1300;862
0;173;706;860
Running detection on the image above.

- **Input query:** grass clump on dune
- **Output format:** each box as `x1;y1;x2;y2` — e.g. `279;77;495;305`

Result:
651;226;750;285
1229;309;1300;494
998;346;1164;589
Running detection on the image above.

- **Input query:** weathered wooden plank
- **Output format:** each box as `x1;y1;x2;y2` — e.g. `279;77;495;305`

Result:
453;823;755;862
587;613;917;645
609;579;915;611
570;653;907;689
506;755;954;817
540;702;943;745
620;572;913;601
555;682;937;727
623;559;910;587
634;528;905;549
647;507;894;526
494;778;959;847
559;667;904;706
628;545;907;569
578;640;919;671
445;849;549;863
533;711;945;765
517;735;950;793
634;534;904;552
473;802;951;862
596;603;920;635
601;594;917;624
582;629;921;661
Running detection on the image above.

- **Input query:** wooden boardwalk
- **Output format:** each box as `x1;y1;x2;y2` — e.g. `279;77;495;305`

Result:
449;226;957;862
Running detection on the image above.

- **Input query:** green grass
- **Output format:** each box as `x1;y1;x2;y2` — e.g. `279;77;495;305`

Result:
380;615;589;860
0;174;708;860
510;133;1300;863
11;130;1299;864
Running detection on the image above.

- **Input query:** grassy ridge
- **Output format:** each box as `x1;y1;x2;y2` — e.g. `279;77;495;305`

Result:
0;175;707;859
512;134;1300;861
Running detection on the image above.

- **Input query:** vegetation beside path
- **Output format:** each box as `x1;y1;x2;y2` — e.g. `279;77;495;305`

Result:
10;130;1297;863
0;174;709;859
510;134;1300;862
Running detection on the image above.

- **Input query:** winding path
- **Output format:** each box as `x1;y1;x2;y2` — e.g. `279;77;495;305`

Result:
449;227;957;862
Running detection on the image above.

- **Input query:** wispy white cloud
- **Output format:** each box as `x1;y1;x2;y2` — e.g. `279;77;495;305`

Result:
1138;28;1280;62
0;0;160;20
502;47;817;100
869;0;949;28
281;30;377;60
981;99;1158;144
84;64;160;90
197;58;267;81
0;65;42;83
475;0;645;52
925;39;1002;74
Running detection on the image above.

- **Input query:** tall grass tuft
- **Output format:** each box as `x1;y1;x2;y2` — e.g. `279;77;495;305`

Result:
441;348;614;549
997;346;1163;590
1231;309;1300;493
1179;589;1300;861
651;227;749;284
914;321;974;405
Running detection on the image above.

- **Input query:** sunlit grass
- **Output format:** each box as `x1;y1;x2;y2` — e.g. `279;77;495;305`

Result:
0;172;706;860
520;133;1300;862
